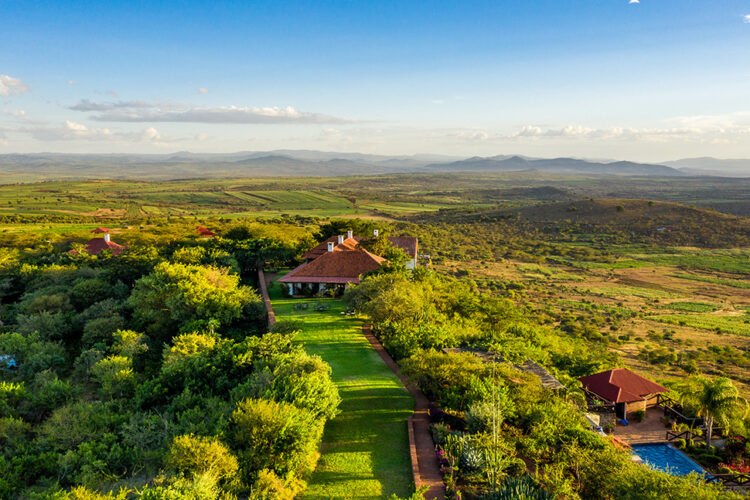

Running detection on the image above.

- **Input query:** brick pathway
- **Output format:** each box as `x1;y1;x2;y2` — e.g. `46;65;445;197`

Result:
362;325;446;500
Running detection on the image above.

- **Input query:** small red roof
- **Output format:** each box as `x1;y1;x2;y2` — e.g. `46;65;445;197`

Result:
579;368;668;403
280;247;385;284
91;227;111;233
70;237;127;256
196;226;216;237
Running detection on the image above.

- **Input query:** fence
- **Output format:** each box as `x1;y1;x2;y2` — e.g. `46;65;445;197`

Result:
705;472;750;488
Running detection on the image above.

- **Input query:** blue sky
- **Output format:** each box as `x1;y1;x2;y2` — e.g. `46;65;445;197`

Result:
1;0;749;160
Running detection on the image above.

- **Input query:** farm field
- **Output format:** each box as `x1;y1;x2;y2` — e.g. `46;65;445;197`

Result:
436;245;750;396
4;171;750;223
267;275;414;499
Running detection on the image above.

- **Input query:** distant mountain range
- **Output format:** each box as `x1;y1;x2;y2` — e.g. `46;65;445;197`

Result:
424;155;682;176
663;157;750;177
0;151;747;181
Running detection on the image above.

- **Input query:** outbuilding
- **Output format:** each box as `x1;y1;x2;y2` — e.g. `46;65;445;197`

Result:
579;367;668;420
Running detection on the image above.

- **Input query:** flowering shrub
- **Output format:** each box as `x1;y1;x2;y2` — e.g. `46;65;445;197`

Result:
718;458;750;474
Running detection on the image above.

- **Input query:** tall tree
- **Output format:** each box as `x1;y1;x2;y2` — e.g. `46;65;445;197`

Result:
678;376;748;448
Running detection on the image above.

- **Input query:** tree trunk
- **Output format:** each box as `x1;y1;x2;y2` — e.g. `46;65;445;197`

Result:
706;415;713;449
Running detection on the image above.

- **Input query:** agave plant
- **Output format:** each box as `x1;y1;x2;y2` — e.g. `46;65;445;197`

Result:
481;476;551;500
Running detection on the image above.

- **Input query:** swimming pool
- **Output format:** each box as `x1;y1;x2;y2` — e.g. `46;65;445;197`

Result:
631;443;705;476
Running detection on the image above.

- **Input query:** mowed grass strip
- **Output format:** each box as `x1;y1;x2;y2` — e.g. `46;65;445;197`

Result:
268;279;414;499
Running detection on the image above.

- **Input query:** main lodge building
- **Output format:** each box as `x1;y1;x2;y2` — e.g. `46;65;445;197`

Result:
279;230;418;294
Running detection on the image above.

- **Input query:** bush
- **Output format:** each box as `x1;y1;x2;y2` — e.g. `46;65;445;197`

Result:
270;320;303;337
166;434;239;488
632;409;646;422
237;352;341;420
81;315;126;348
466;391;513;433
229;398;323;484
249;468;300;500
90;355;135;398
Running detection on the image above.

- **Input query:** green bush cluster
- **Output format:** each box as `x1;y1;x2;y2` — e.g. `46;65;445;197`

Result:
0;233;339;498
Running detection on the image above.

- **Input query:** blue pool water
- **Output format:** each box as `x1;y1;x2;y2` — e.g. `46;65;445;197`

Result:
631;443;705;476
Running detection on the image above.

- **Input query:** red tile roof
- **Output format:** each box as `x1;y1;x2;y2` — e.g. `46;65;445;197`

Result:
579;368;668;403
79;237;127;256
302;235;418;260
279;247;385;284
388;236;418;259
196;226;216;237
91;227;111;233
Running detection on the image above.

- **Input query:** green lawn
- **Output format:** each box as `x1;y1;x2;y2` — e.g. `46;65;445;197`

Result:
268;278;414;499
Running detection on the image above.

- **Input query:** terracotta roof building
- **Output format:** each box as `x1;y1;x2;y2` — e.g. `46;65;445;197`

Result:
91;227;112;233
302;230;418;268
579;368;668;419
279;230;417;294
196;226;216;237
71;232;128;256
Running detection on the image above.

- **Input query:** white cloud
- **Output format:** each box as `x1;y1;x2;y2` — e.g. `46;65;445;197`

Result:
0;75;29;97
75;102;354;124
503;117;750;143
67;80;75;85
629;0;639;4
744;14;750;23
69;98;356;125
448;130;489;142
197;87;209;94
69;99;160;111
12;120;176;144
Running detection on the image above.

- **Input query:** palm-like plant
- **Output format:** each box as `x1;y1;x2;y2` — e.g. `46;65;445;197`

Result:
678;376;748;448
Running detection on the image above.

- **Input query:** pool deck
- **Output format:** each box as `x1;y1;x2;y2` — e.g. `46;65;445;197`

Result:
615;408;669;445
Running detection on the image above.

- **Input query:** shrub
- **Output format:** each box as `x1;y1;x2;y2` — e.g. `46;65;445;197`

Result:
90;355;135;398
632;409;646;422
270;320;303;337
229;398;323;484
430;423;452;446
81;315;126;348
249;468;300;500
238;352;341;420
166;434;239;488
466;390;513;433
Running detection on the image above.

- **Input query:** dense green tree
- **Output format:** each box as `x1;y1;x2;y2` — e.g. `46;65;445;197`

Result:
128;261;262;338
678;376;748;448
229;398;323;484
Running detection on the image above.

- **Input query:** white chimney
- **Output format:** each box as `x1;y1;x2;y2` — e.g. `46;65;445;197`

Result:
103;233;110;242
327;241;335;252
373;229;379;237
337;235;345;244
347;230;353;239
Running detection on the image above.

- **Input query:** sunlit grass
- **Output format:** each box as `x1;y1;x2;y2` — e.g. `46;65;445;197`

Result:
268;276;414;499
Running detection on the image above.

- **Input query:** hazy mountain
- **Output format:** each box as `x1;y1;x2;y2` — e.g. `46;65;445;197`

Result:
425;155;683;176
664;157;750;177
0;151;720;181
